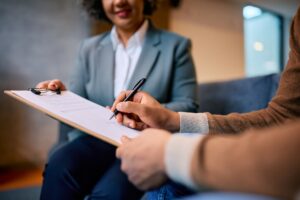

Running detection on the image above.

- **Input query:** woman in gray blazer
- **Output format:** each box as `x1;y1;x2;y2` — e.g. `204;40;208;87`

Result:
38;0;198;199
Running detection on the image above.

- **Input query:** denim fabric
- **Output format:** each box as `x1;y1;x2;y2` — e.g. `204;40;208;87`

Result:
176;192;277;200
41;135;143;200
146;181;203;200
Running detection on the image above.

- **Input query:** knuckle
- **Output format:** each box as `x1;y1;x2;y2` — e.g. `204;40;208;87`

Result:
120;90;126;96
120;163;127;172
115;149;121;158
139;184;146;191
128;174;136;183
123;101;130;108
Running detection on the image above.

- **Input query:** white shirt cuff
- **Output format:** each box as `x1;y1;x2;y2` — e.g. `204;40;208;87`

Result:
165;133;204;191
179;112;209;134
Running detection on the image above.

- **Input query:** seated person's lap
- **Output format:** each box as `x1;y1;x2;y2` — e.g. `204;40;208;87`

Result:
42;135;142;199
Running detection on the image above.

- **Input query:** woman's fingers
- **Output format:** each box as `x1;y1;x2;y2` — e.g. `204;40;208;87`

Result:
36;80;50;89
35;79;66;91
48;80;59;90
48;79;66;91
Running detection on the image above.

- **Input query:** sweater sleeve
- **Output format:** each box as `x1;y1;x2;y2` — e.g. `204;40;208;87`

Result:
179;112;209;133
191;120;300;199
165;133;203;190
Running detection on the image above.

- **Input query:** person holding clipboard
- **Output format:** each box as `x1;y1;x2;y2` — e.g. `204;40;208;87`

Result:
37;0;198;199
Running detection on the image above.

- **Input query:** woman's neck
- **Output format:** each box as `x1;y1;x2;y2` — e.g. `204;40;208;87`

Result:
116;19;145;47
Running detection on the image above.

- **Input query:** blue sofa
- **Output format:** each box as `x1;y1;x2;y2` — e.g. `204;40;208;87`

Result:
197;73;280;114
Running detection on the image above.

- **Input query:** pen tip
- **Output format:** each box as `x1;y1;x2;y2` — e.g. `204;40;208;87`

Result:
109;115;114;120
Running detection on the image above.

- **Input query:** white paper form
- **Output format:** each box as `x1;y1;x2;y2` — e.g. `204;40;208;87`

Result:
10;90;139;145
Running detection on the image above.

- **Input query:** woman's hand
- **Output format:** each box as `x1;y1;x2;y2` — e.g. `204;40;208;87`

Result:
36;79;67;91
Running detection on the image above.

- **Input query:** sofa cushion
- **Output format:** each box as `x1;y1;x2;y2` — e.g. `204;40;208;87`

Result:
198;74;280;114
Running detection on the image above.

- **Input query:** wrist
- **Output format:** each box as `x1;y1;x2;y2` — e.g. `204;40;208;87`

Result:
164;134;203;190
179;112;209;134
165;110;180;132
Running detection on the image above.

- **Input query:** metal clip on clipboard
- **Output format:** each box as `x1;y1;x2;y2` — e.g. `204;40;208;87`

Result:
28;88;61;95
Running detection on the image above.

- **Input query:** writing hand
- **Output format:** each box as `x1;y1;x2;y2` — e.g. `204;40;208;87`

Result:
111;91;180;132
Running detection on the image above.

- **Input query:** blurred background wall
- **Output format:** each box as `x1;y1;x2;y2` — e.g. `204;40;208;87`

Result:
0;0;299;169
0;0;88;168
169;0;298;82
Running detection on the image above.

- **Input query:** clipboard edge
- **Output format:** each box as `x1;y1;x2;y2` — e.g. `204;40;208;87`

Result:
4;90;120;147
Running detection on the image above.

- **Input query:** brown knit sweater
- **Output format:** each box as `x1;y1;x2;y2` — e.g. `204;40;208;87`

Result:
193;120;300;199
206;7;300;134
192;7;300;199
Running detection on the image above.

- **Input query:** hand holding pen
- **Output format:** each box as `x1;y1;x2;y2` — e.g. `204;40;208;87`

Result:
110;78;146;120
110;87;178;131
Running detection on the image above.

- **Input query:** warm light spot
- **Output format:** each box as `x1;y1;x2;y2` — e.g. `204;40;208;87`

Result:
253;42;264;52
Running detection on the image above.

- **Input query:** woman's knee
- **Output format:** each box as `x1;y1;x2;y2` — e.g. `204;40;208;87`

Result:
43;142;79;179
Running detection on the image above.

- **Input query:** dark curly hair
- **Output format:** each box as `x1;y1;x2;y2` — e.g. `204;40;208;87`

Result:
81;0;158;21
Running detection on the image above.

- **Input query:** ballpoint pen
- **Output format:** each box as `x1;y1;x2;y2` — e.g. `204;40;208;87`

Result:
109;78;146;120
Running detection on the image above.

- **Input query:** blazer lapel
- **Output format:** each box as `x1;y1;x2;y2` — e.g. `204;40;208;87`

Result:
95;35;115;105
127;23;161;89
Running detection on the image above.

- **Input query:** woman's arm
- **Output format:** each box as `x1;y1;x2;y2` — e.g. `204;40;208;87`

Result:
68;40;89;98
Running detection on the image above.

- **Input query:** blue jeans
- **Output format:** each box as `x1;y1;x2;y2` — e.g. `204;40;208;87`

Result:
146;181;197;200
40;135;143;200
147;182;276;200
177;192;277;200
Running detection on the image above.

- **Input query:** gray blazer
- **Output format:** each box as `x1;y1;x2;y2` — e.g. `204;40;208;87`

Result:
69;23;198;113
61;23;198;140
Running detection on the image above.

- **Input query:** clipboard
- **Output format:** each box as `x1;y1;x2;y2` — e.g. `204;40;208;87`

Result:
4;90;139;146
